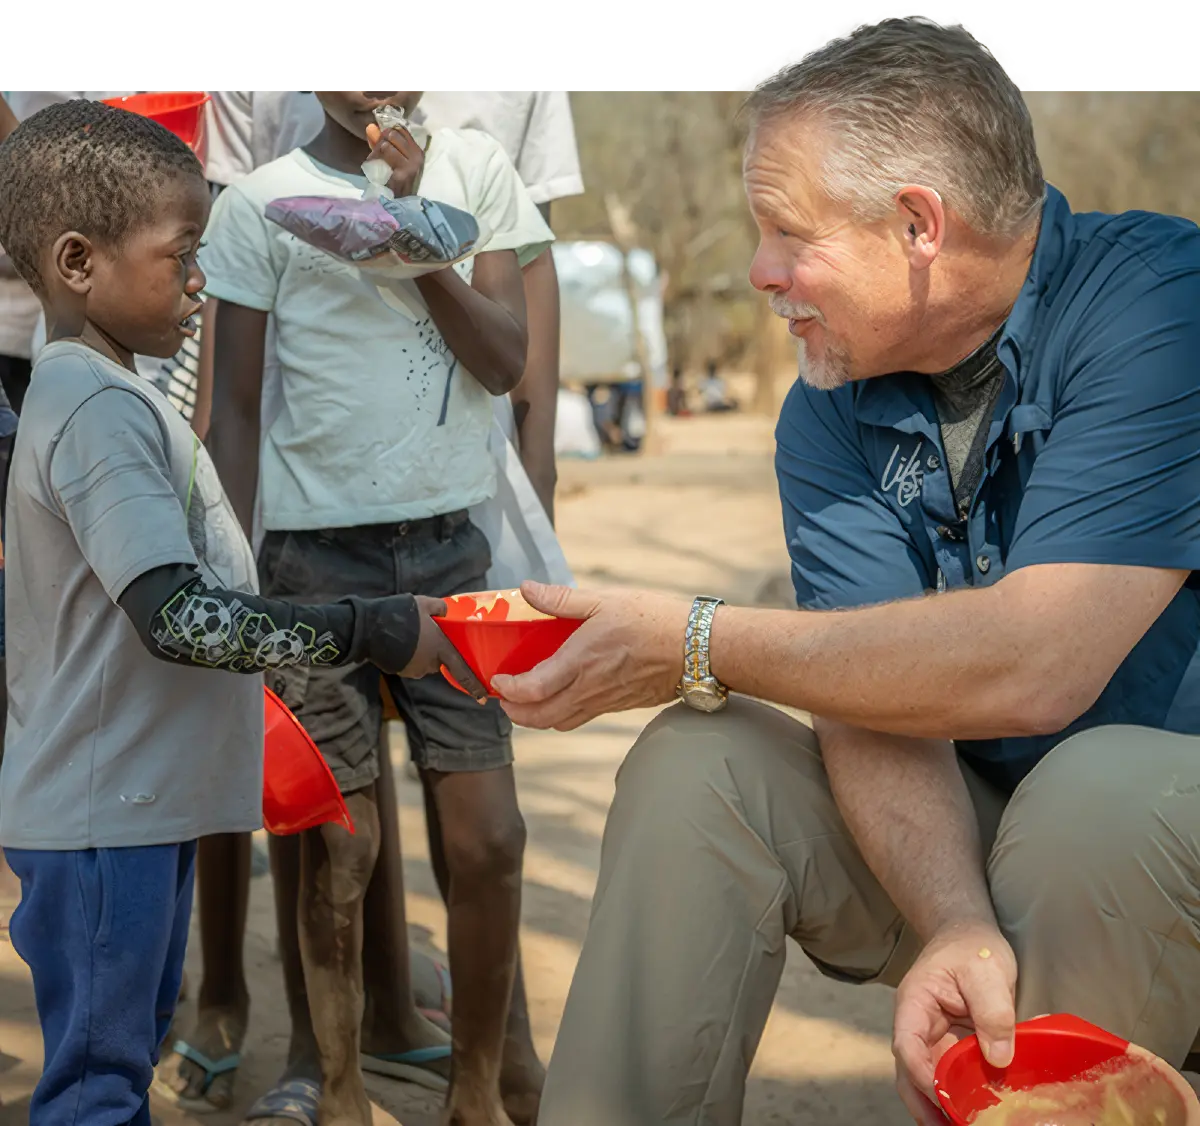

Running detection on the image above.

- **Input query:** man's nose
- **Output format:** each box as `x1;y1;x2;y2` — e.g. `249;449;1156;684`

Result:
748;244;789;294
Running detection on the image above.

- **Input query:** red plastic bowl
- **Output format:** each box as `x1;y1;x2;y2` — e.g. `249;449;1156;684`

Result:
433;589;583;698
933;1014;1200;1124
263;686;354;836
102;92;209;152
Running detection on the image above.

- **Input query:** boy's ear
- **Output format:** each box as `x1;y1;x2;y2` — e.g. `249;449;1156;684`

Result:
51;231;95;296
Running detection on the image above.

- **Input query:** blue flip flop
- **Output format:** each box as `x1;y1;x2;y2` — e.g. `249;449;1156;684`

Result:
360;1045;451;1092
243;1078;321;1126
151;1040;241;1114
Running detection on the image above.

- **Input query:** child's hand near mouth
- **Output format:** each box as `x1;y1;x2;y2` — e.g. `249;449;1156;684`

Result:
365;122;425;198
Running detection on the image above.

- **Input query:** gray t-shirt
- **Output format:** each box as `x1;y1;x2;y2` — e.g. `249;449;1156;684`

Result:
929;328;1006;519
0;341;263;849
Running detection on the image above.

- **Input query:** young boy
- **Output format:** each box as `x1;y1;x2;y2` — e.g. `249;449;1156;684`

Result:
201;92;553;1126
0;99;483;1126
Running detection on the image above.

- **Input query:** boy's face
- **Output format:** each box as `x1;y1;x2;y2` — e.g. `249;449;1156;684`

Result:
47;173;211;362
317;92;423;142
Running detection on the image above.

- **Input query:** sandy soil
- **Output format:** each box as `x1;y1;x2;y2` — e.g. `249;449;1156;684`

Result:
0;408;909;1126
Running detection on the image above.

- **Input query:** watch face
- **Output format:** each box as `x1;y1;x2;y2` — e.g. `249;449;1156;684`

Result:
683;682;728;713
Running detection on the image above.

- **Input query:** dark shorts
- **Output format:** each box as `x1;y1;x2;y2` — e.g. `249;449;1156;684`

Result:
258;512;514;793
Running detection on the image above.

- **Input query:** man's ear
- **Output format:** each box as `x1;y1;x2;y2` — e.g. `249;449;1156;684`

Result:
893;186;945;272
51;231;94;297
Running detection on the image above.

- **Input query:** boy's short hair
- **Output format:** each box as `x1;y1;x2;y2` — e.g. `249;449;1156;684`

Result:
0;99;204;295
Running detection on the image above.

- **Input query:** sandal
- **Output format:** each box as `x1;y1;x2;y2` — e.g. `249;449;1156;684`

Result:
152;1041;240;1114
360;1045;451;1092
243;1078;321;1126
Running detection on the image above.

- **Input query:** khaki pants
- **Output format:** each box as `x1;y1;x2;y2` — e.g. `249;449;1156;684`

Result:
540;698;1200;1126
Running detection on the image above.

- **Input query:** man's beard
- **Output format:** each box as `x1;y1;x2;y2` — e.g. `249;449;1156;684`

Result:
768;294;851;391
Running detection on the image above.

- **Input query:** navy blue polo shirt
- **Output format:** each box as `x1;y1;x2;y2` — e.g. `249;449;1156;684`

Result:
775;185;1200;793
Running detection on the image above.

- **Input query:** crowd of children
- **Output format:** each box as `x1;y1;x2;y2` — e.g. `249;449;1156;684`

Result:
0;88;584;1126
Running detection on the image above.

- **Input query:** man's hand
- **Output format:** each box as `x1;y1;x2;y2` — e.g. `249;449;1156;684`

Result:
492;581;690;730
893;921;1017;1125
365;123;425;198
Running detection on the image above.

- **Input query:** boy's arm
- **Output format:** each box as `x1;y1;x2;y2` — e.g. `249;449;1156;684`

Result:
509;212;559;522
366;124;532;397
116;561;484;694
205;301;267;535
414;250;528;397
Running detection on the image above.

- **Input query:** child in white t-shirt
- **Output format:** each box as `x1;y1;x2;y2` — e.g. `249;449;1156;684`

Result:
201;92;552;1126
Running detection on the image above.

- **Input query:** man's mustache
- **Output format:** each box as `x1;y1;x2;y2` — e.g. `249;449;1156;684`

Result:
768;294;824;322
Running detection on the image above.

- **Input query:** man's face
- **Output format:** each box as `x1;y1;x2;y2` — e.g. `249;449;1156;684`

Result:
745;116;919;390
316;92;424;142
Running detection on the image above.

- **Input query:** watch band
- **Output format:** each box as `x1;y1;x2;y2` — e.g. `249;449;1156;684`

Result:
683;596;721;682
679;595;728;711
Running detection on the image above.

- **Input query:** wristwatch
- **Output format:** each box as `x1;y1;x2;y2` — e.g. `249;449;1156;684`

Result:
677;596;729;713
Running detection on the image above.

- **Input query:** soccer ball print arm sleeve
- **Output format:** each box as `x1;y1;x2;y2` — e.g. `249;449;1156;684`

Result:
117;561;422;674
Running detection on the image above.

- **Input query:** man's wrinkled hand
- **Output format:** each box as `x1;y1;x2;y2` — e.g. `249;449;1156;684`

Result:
892;921;1017;1125
491;581;690;730
365;122;425;198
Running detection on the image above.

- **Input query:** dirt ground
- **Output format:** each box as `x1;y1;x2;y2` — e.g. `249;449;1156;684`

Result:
0;406;909;1125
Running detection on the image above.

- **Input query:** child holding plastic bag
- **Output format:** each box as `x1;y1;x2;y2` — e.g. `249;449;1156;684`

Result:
201;92;553;1126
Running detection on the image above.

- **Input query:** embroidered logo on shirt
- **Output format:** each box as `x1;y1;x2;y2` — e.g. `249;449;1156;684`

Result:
881;441;925;508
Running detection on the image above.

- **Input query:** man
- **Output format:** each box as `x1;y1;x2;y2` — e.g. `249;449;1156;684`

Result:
491;19;1200;1126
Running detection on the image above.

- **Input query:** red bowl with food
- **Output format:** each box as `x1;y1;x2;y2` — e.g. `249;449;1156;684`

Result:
102;92;209;154
933;1013;1200;1125
263;686;354;836
434;588;582;698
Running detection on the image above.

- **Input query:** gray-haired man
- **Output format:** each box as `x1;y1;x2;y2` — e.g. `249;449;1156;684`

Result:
500;18;1200;1126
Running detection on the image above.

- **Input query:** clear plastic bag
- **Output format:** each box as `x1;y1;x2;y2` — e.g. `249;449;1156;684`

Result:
265;105;489;280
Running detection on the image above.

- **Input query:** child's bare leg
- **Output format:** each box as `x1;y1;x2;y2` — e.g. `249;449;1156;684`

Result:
298;789;379;1126
423;766;526;1126
159;832;252;1108
361;739;451;1072
424;778;542;1125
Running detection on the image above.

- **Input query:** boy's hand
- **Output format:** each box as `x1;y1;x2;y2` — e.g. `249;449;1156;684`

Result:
361;595;486;701
403;596;487;701
365;123;425;198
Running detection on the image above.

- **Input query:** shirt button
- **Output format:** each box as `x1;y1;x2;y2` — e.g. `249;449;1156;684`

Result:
976;554;991;574
927;454;941;471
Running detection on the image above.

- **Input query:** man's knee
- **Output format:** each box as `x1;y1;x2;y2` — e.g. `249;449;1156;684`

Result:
989;725;1200;938
616;698;822;812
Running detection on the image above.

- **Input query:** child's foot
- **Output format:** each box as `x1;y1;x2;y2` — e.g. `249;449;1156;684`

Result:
499;1045;545;1126
360;1011;452;1089
441;1092;515;1126
155;996;249;1111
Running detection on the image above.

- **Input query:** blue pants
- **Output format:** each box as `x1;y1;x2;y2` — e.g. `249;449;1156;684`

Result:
6;842;197;1126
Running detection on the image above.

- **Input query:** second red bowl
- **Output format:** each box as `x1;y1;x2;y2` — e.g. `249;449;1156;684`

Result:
933;1014;1199;1125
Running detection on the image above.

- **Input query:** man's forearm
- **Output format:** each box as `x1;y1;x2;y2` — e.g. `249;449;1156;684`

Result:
709;570;1120;740
511;248;560;521
816;717;995;942
415;254;527;396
